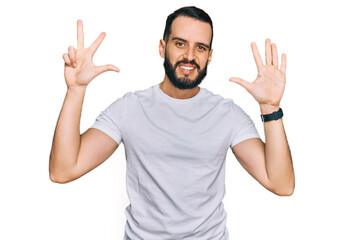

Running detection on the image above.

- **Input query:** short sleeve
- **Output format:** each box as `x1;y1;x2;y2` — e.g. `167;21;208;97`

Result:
90;93;128;145
230;102;260;148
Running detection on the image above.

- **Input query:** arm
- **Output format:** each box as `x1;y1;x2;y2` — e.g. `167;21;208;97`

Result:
231;120;294;196
49;20;120;183
230;39;295;196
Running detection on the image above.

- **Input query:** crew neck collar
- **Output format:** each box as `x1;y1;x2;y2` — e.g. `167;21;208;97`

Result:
155;83;203;104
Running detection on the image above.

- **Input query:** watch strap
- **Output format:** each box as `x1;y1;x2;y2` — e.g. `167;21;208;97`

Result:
261;108;283;122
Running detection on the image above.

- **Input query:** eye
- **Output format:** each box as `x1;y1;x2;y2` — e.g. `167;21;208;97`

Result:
197;45;207;51
176;42;186;47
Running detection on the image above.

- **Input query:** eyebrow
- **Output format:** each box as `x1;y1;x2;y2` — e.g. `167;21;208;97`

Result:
171;37;210;50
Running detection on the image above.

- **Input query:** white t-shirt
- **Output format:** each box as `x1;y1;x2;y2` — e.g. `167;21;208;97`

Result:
91;84;260;240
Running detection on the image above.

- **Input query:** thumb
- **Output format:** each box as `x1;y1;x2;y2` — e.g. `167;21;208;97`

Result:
94;64;120;76
229;77;252;92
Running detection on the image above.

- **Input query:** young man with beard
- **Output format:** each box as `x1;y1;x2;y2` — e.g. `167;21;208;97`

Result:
49;6;294;240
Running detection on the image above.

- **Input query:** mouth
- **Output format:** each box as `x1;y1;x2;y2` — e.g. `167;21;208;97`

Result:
178;64;197;75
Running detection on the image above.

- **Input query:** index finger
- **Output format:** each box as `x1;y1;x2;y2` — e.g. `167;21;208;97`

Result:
77;19;84;49
251;42;263;69
89;32;106;55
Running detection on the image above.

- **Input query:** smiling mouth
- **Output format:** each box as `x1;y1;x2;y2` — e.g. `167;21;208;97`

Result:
178;64;197;75
179;66;195;71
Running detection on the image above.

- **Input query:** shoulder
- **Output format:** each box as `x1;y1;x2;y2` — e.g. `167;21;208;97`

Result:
109;85;155;105
201;87;252;120
200;87;235;109
124;84;155;101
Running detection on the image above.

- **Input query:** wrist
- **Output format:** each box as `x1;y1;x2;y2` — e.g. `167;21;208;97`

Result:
259;104;280;115
66;85;87;97
67;85;87;93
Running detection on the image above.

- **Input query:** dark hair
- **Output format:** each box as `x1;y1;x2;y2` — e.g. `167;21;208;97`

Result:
163;6;213;50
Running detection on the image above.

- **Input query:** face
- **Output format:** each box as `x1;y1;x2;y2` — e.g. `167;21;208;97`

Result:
160;16;213;89
163;50;208;89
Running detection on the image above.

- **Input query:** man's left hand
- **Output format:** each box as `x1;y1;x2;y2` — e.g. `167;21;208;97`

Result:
230;39;286;113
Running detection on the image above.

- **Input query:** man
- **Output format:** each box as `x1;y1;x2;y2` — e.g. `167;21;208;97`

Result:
49;6;294;240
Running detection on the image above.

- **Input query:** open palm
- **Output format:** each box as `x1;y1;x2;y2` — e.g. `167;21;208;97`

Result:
230;39;286;107
62;20;119;89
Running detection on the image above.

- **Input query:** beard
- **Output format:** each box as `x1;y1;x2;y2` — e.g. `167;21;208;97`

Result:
163;51;208;90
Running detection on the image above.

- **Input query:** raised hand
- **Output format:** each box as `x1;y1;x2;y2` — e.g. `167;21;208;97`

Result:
62;20;120;89
230;39;286;112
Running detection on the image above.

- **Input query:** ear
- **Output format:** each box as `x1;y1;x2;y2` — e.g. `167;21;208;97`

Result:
207;49;213;65
159;39;166;58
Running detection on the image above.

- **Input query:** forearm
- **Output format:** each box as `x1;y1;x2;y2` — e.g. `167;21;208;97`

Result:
49;86;87;182
261;104;295;195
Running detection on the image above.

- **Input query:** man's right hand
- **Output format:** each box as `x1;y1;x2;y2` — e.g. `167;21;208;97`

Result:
62;20;120;89
49;20;120;183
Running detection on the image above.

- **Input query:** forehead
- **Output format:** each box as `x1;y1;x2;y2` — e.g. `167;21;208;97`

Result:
170;16;212;45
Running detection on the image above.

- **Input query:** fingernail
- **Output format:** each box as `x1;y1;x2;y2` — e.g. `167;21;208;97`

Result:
73;63;77;67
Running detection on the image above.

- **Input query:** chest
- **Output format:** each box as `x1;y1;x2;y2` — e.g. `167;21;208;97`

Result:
121;105;232;161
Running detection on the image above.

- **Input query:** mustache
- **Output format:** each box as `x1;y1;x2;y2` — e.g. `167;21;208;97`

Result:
175;60;200;70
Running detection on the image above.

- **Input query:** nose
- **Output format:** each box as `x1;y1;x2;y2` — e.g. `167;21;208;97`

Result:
184;47;196;62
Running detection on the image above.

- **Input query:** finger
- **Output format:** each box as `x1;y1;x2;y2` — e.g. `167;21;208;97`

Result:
251;42;263;69
229;77;252;92
271;43;278;68
63;53;71;66
68;46;77;67
265;38;272;65
77;19;84;49
94;64;120;76
89;32;106;56
280;53;287;74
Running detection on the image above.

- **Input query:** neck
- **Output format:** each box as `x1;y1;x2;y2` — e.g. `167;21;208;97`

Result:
159;76;200;99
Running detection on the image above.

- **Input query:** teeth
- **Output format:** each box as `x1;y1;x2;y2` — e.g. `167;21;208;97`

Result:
180;66;195;70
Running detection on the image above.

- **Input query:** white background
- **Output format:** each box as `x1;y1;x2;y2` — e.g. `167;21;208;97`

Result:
1;0;361;239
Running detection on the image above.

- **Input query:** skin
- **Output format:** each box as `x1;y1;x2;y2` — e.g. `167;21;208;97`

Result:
229;40;294;196
49;17;295;196
49;20;119;183
159;16;213;99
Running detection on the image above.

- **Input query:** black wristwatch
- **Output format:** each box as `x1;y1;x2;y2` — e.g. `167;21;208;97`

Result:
261;108;283;122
